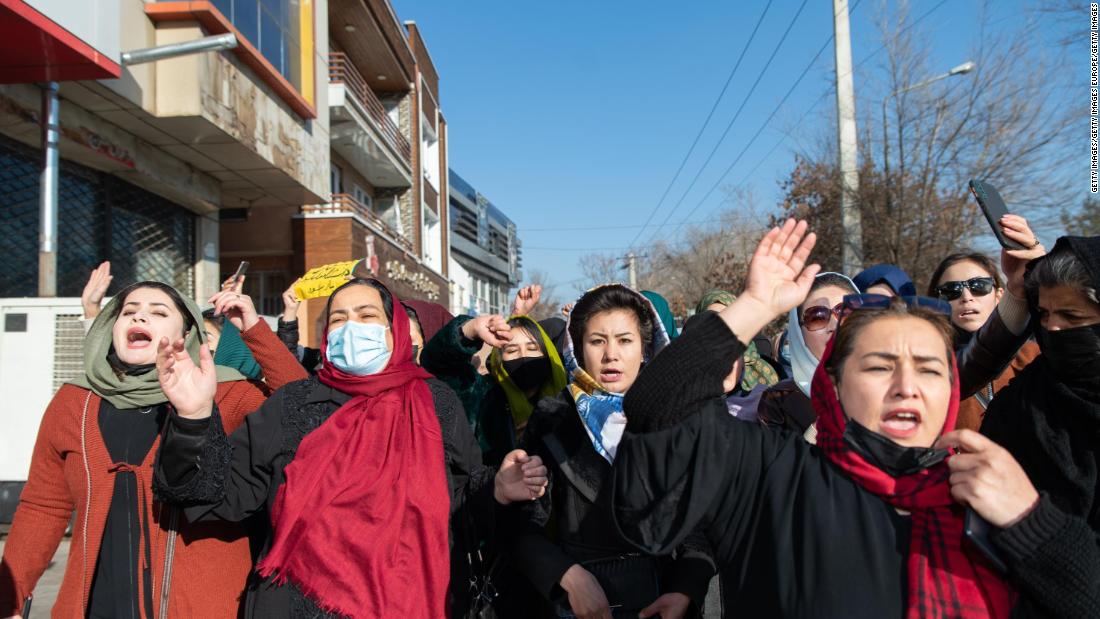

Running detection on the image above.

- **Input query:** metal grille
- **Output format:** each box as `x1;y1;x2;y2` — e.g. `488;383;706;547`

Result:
0;134;195;298
53;314;85;391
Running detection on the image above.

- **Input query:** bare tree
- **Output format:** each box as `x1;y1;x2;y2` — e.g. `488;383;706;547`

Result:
774;2;1075;287
578;252;625;290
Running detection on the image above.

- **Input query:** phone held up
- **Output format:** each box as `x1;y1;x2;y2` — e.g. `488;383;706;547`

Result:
967;179;1027;250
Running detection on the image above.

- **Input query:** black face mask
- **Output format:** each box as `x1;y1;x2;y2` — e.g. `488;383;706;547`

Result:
1036;324;1100;387
107;346;156;376
843;419;949;477
503;356;551;392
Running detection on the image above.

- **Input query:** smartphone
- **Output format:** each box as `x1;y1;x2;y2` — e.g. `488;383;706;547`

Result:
963;508;1008;573
21;595;32;617
968;179;1026;250
232;261;250;286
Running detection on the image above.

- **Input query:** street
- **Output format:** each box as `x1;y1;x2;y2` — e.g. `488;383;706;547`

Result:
0;538;66;616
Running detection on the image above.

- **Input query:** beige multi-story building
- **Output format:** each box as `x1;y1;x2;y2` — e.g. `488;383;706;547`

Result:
0;0;452;515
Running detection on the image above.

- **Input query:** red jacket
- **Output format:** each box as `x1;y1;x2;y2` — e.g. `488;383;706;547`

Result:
0;321;307;618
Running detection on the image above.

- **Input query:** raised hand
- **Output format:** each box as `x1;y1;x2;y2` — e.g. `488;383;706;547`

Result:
999;214;1045;299
493;449;549;504
208;290;261;332
81;261;113;319
718;220;820;346
934;429;1040;528
512;284;542;316
156;337;217;419
460;314;513;347
741;219;820;316
281;282;302;322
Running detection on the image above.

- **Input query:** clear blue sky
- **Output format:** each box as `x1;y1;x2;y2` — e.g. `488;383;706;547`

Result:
392;0;1080;295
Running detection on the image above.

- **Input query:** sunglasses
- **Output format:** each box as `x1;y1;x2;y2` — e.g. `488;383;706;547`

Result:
842;294;952;317
801;302;846;331
935;277;995;301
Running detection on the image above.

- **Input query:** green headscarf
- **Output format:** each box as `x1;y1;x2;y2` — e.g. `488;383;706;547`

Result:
696;288;737;314
69;282;246;409
488;315;568;432
641;290;679;339
213;320;263;380
695;289;779;391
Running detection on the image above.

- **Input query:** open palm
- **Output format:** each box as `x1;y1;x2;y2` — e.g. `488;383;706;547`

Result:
156;337;217;419
742;219;820;316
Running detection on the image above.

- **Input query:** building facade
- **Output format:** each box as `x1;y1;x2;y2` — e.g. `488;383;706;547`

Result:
0;0;452;515
447;169;521;316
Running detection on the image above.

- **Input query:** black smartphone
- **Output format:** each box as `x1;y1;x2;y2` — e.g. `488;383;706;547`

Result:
963;508;1008;573
968;179;1026;250
21;594;32;617
232;260;250;286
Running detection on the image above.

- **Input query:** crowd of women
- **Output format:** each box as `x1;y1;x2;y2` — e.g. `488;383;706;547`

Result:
1;211;1097;619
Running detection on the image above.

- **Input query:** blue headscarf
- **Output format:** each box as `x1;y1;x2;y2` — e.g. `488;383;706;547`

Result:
853;263;916;297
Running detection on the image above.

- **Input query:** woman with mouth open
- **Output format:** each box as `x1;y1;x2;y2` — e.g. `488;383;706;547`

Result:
927;215;1042;432
503;284;714;619
610;220;1068;618
0;281;306;619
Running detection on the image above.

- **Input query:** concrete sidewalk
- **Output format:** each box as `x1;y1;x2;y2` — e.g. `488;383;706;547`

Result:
0;538;67;616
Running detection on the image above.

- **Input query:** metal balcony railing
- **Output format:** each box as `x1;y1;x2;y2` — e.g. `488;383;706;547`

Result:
329;52;412;166
302;194;414;253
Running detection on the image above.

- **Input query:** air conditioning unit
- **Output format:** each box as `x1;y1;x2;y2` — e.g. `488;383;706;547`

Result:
0;298;84;523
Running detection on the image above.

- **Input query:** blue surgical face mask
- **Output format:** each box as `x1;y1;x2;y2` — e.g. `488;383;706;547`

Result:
326;321;392;375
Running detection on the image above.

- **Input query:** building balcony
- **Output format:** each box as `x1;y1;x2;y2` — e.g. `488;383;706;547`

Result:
329;53;412;189
301;193;414;253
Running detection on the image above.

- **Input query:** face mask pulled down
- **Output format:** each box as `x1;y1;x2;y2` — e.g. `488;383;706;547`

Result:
326;321;391;375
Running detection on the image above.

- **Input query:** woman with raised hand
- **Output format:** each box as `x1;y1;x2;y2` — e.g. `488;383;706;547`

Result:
611;219;1068;618
0;280;305;619
504;284;714;619
927;217;1042;431
149;278;548;618
976;234;1100;618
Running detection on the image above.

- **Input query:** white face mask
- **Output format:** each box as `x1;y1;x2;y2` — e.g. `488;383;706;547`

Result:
326;321;391;375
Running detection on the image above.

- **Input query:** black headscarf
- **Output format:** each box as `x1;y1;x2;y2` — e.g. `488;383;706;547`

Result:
980;236;1100;525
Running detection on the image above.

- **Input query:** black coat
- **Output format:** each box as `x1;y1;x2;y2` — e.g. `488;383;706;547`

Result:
615;310;1065;618
501;390;714;616
153;376;494;619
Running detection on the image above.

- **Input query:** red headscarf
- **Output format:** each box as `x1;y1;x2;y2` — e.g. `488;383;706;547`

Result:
257;282;451;618
812;334;1016;619
404;299;455;343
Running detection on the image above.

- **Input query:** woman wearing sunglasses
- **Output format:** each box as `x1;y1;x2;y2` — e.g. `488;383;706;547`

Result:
608;220;1077;618
928;215;1042;431
756;272;858;439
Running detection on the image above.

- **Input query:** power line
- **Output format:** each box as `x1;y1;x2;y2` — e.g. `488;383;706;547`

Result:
640;0;812;249
520;216;730;233
625;0;776;250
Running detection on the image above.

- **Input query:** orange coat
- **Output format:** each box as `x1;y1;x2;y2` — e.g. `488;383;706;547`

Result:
0;321;307;618
955;341;1040;432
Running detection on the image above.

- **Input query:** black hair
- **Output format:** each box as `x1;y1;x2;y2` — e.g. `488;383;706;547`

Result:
798;273;859;326
1025;244;1099;305
325;278;395;324
927;252;1004;296
402;302;423;337
506;316;549;357
201;308;225;332
109;281;195;336
567;285;656;369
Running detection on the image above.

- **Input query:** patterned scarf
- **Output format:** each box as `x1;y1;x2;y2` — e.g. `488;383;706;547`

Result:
564;285;669;463
813;336;1015;619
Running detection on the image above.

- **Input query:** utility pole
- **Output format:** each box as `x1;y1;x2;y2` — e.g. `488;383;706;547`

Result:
624;252;637;289
832;0;863;275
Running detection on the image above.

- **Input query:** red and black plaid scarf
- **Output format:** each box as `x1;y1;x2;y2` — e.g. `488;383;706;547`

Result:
812;336;1016;618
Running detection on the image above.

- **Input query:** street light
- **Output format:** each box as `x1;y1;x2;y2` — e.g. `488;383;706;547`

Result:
880;60;975;221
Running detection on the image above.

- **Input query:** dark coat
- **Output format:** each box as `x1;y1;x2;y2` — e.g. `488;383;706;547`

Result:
616;310;1070;618
502;390;714;617
153;376;494;619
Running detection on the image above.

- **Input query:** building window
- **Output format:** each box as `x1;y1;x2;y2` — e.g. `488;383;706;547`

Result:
421;120;439;189
207;0;304;91
230;270;288;316
330;163;342;196
0;135;195;298
375;196;403;236
351;184;371;210
422;205;442;271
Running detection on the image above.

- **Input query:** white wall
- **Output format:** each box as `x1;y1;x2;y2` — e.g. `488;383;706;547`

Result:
29;0;121;62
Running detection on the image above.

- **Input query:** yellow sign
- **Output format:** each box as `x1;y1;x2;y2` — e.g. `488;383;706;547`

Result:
293;259;362;300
